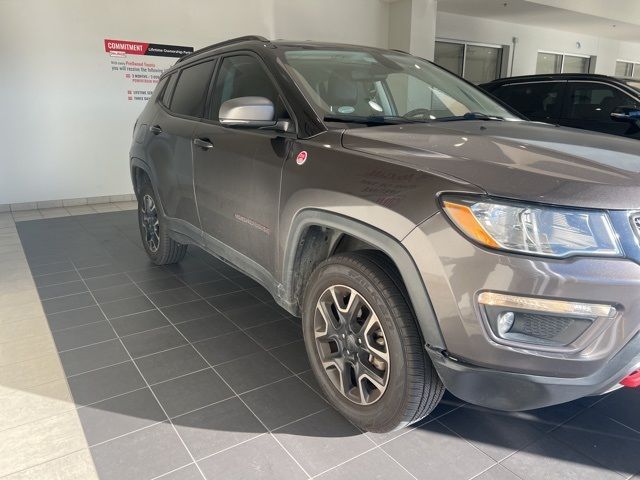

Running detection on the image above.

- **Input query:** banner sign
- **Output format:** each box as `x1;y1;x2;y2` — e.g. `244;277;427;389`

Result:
104;39;193;58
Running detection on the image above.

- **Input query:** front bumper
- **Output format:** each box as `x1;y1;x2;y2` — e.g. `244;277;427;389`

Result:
429;332;640;410
403;212;640;409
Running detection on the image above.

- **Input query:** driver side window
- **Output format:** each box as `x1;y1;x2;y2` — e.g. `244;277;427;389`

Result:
208;55;284;121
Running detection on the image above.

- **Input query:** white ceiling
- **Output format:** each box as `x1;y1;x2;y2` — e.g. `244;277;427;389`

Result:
437;0;640;41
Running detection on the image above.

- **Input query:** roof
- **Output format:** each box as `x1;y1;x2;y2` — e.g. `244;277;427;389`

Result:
480;73;629;87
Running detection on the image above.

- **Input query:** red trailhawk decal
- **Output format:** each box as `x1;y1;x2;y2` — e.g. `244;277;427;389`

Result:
296;151;308;165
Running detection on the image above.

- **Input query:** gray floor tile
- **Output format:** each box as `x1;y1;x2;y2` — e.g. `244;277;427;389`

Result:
52;320;116;351
247;286;272;302
42;291;96;314
382;420;495;480
148;286;200;308
245;319;302;350
161;300;218;324
92;282;142;303
197;434;306;480
174;314;238;343
192;278;243;298
78;388;166;445
193;331;263;366
47;305;106;330
315;448;415;480
473;464;522;480
274;408;372;476
502;436;621;480
60;339;129;376
85;273;131;290
137;276;185;294
33;270;80;287
30;260;74;276
590;387;640;432
178;268;224;286
241;376;327;430
135;345;208;385
151;369;234;418
127;266;174;282
111;309;170;336
101;295;155;319
68;361;146;405
225;303;286;329
91;422;192;480
439;405;545;461
78;263;124;279
174;397;266;459
206;290;263;312
121;325;187;358
216;350;291;394
157;464;203;480
551;408;640;476
268;340;310;374
37;280;87;300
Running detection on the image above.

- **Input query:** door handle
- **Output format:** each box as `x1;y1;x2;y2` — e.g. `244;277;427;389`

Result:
193;138;214;150
149;125;163;135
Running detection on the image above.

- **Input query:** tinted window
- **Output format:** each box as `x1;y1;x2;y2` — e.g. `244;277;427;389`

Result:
170;60;216;117
434;42;464;76
492;81;564;121
161;73;178;107
563;82;640;121
209;55;278;120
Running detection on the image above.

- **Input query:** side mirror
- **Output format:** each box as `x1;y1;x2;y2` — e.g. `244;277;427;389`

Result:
611;106;640;123
219;96;275;127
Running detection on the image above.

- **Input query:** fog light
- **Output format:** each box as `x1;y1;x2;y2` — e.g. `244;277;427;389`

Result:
497;311;515;336
478;292;616;347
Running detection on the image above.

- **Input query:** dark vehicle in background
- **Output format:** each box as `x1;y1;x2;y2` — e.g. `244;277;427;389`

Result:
130;36;640;433
481;74;640;139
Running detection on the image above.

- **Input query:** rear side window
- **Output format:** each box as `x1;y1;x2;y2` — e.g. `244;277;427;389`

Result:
160;74;178;107
170;60;216;117
492;81;565;122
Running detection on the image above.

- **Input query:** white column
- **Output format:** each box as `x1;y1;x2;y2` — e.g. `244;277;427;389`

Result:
388;0;437;60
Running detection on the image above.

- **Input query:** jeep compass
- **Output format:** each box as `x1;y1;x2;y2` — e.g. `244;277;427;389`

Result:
130;36;640;432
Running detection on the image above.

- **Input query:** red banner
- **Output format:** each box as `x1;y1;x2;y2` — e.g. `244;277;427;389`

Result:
104;39;149;56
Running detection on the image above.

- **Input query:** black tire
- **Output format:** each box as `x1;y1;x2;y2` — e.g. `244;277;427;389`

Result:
302;250;444;433
137;182;187;265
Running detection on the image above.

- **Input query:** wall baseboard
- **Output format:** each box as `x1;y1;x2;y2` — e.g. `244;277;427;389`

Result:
1;194;137;213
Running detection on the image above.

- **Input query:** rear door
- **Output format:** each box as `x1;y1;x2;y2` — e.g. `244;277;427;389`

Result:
558;81;640;138
489;81;566;123
147;60;216;226
192;53;295;275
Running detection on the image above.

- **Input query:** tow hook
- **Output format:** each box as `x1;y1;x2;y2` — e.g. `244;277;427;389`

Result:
620;369;640;388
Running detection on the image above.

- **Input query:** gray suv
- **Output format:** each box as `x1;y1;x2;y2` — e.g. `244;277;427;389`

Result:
130;36;640;433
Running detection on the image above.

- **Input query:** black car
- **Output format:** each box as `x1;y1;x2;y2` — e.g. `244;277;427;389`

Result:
481;74;640;139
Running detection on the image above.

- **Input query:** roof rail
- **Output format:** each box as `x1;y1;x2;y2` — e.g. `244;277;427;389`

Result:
176;35;270;63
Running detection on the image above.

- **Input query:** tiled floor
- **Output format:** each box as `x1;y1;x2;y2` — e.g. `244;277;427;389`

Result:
3;207;640;479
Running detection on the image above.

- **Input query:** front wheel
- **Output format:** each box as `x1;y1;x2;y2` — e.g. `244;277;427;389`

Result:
137;182;187;265
302;251;444;433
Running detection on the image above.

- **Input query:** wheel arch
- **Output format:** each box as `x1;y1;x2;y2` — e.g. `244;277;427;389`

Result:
130;157;167;217
281;209;446;351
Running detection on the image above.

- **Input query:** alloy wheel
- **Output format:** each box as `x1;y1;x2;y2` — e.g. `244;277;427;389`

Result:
313;285;390;405
140;194;160;253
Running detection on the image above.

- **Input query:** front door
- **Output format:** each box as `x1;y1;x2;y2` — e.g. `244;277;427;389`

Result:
193;53;294;276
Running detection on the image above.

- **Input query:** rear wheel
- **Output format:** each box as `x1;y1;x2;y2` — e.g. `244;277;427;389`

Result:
137;182;187;265
302;251;444;432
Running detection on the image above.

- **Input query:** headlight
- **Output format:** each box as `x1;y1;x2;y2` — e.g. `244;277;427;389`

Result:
441;196;622;258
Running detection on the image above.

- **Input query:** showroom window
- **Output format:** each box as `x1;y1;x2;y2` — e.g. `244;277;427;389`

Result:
170;60;216;117
615;60;640;78
536;52;591;74
434;40;504;84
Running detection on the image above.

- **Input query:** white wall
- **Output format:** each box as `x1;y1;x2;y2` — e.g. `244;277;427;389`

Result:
435;11;640;77
0;0;389;205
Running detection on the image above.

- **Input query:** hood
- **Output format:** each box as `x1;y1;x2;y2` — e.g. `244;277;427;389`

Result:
342;120;640;210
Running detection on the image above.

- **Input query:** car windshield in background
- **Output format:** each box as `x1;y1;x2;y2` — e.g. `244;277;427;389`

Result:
281;49;519;124
625;80;640;96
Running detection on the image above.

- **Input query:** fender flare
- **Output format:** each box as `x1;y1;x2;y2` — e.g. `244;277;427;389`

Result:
281;209;447;351
130;157;166;217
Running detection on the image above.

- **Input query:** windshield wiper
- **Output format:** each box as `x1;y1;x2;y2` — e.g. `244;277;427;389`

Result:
434;112;504;122
323;115;425;126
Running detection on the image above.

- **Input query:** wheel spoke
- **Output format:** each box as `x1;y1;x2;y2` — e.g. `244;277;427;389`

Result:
362;313;389;362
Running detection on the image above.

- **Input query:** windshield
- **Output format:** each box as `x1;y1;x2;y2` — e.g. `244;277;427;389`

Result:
281;49;519;123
